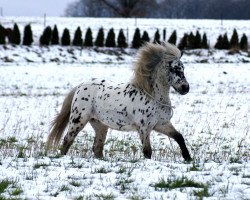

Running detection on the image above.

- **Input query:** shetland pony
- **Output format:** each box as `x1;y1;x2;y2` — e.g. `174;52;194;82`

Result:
47;42;191;161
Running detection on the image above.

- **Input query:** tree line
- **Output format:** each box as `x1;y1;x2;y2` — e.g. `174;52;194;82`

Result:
65;0;250;19
0;23;248;52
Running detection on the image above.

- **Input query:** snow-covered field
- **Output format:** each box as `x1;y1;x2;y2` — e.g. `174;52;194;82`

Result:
0;17;249;199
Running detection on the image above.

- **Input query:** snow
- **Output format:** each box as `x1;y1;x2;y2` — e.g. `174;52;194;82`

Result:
0;17;249;199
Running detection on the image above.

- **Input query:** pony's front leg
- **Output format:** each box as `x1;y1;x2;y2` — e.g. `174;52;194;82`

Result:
138;128;152;159
154;122;191;161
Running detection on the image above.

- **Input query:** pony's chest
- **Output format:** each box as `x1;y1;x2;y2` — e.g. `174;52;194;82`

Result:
154;106;172;124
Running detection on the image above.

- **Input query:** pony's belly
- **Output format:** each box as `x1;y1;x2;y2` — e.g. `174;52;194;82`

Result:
97;118;136;131
105;122;136;132
93;109;137;132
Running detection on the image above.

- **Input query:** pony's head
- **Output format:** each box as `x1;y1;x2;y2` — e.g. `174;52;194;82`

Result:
168;58;189;95
132;42;189;95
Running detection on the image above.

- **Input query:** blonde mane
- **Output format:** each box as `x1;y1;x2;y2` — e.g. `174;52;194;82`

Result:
131;42;182;95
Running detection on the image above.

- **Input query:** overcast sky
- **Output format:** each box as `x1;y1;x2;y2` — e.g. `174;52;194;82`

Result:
0;0;75;17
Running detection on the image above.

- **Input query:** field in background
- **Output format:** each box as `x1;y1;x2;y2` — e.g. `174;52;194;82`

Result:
0;17;249;199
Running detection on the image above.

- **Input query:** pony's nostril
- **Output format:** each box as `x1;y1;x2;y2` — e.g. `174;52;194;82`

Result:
182;84;189;92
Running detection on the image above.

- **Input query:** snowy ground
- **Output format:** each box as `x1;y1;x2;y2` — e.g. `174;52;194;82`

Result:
0;46;249;199
0;17;249;200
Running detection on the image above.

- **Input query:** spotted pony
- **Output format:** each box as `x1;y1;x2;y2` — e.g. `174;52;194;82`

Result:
47;42;191;161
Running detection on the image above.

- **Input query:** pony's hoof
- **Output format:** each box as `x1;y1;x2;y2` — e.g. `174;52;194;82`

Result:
184;157;193;163
143;149;152;159
94;153;104;159
60;150;67;156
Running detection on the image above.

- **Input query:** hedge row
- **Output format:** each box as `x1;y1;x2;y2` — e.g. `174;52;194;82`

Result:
0;23;248;51
214;29;248;51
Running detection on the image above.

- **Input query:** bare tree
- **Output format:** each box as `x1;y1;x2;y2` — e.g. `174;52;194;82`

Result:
100;0;145;17
64;0;250;19
65;0;84;17
65;0;110;17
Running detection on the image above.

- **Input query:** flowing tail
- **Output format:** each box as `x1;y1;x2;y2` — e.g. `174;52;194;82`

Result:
47;87;77;149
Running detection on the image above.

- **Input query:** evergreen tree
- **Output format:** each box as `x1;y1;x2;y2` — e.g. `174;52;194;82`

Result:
72;26;83;46
230;29;239;49
214;35;223;49
11;23;21;45
84;27;93;47
117;29;127;48
39;26;52;46
141;30;150;44
168;30;177;45
51;25;59;45
132;28;141;48
222;33;230;49
95;27;105;47
240;33;248;51
187;32;195;49
0;25;6;45
153;29;160;44
105;28;116;47
194;30;201;49
201;33;209;49
22;24;33;45
61;28;71;46
178;33;188;50
163;28;166;41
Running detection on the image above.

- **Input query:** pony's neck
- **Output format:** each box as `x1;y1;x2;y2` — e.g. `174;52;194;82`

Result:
152;79;171;106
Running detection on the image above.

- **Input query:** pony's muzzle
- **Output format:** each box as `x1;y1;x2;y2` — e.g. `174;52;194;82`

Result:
179;84;189;95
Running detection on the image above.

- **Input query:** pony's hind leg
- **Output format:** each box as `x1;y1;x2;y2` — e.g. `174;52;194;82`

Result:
154;122;191;161
90;119;108;158
61;114;89;155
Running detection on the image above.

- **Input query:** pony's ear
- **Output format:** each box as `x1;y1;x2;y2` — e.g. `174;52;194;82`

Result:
181;51;184;58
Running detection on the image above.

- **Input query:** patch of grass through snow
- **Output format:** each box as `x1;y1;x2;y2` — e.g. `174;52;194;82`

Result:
0;180;12;194
94;167;112;174
151;176;210;198
0;179;23;199
33;162;50;169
